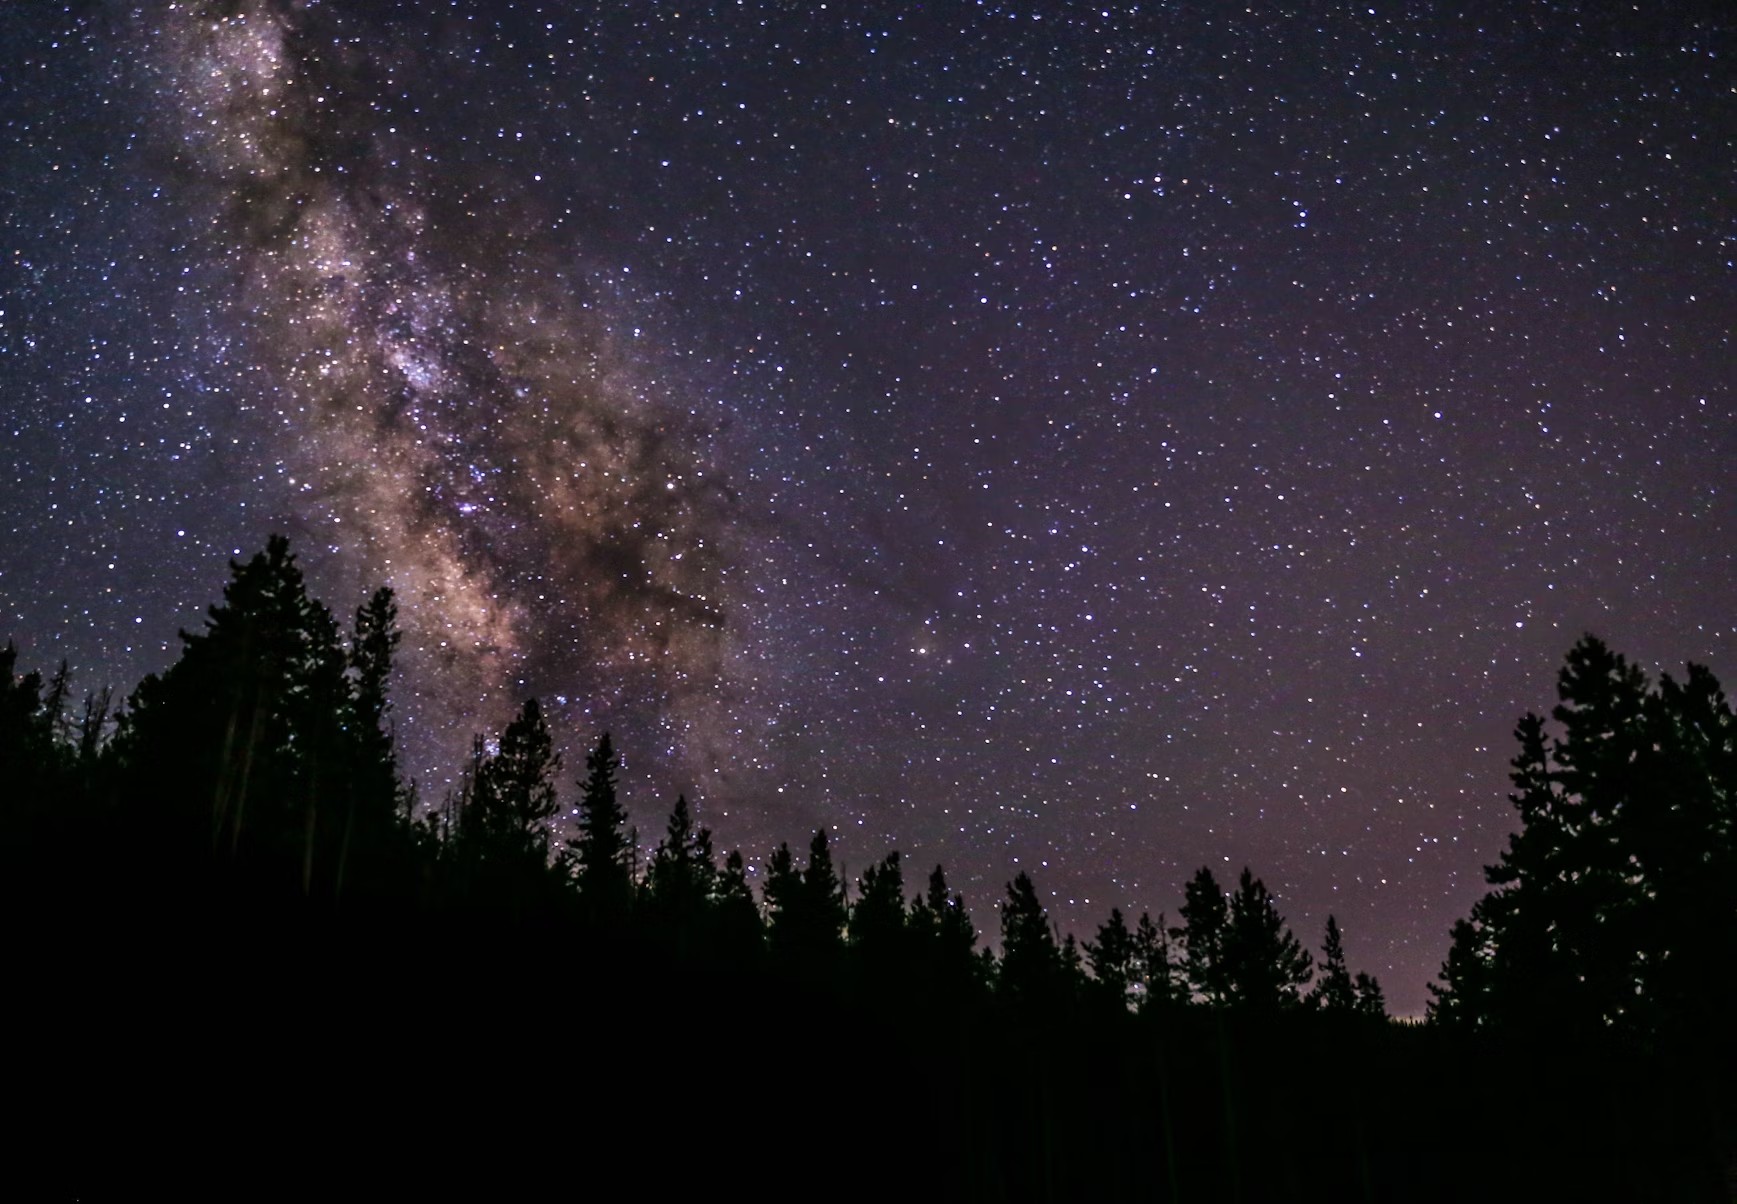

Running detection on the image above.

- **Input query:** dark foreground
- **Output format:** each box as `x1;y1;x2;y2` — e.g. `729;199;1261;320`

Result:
10;857;1729;1202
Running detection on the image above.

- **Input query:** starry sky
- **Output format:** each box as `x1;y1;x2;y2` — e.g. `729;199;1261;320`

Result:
3;0;1731;1014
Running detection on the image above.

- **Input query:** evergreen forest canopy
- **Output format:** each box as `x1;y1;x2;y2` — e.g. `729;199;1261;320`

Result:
3;537;1733;1200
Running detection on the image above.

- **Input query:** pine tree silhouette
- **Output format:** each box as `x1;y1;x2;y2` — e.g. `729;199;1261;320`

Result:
1352;971;1386;1019
765;829;847;971
115;537;361;892
645;793;717;958
1310;916;1357;1012
0;642;64;820
1642;662;1737;1034
647;795;716;914
1430;635;1735;1043
850;850;908;963
762;839;801;958
1221;867;1312;1010
469;698;561;863
1085;906;1137;1010
999;871;1063;1005
347;588;402;806
1177;866;1230;1005
569;732;633;921
711;848;765;964
800;828;848;948
909;864;982;997
1134;910;1181;1009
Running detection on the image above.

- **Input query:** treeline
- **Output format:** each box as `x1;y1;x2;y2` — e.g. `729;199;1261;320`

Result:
2;537;1731;1200
0;535;1386;1020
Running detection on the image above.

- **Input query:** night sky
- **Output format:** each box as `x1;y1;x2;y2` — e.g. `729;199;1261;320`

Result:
3;0;1731;1014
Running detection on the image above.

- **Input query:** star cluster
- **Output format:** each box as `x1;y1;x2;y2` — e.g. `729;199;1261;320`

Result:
2;1;1731;1013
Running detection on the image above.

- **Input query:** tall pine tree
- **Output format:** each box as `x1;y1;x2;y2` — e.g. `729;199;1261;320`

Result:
1309;916;1356;1013
466;698;560;864
999;871;1064;1005
1085;907;1137;1010
1431;636;1736;1042
850;850;908;965
569;732;633;921
1221;867;1312;1010
1177;866;1230;1006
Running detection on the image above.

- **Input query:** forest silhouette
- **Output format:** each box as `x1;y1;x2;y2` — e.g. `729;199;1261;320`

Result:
3;537;1731;1199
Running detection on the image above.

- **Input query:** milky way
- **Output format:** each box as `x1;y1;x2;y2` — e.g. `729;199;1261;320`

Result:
145;0;750;776
3;1;1731;1013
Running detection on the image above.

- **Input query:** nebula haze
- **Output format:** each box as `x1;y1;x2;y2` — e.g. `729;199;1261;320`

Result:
145;0;746;774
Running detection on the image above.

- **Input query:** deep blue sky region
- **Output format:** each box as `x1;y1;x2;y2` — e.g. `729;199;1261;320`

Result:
3;0;1731;1013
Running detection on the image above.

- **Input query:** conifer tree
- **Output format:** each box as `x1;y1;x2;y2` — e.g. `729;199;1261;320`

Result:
42;660;72;748
1060;932;1085;996
1428;635;1736;1040
569;732;632;919
711;849;765;962
1534;638;1650;1030
762;840;804;960
800;827;848;946
325;585;404;899
1085;907;1137;1010
1177;866;1230;1005
1642;663;1737;1032
926;865;977;961
774;829;848;969
1309;916;1357;1012
116;536;354;886
850;850;908;960
761;831;847;969
445;734;485;847
1221;867;1313;1009
999;871;1063;1004
0;643;62;817
646;794;716;929
76;683;112;766
935;878;978;971
470;698;560;862
763;840;798;908
1429;714;1569;1030
1353;971;1386;1019
347;586;401;812
291;595;352;895
911;864;981;995
1134;911;1181;1009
